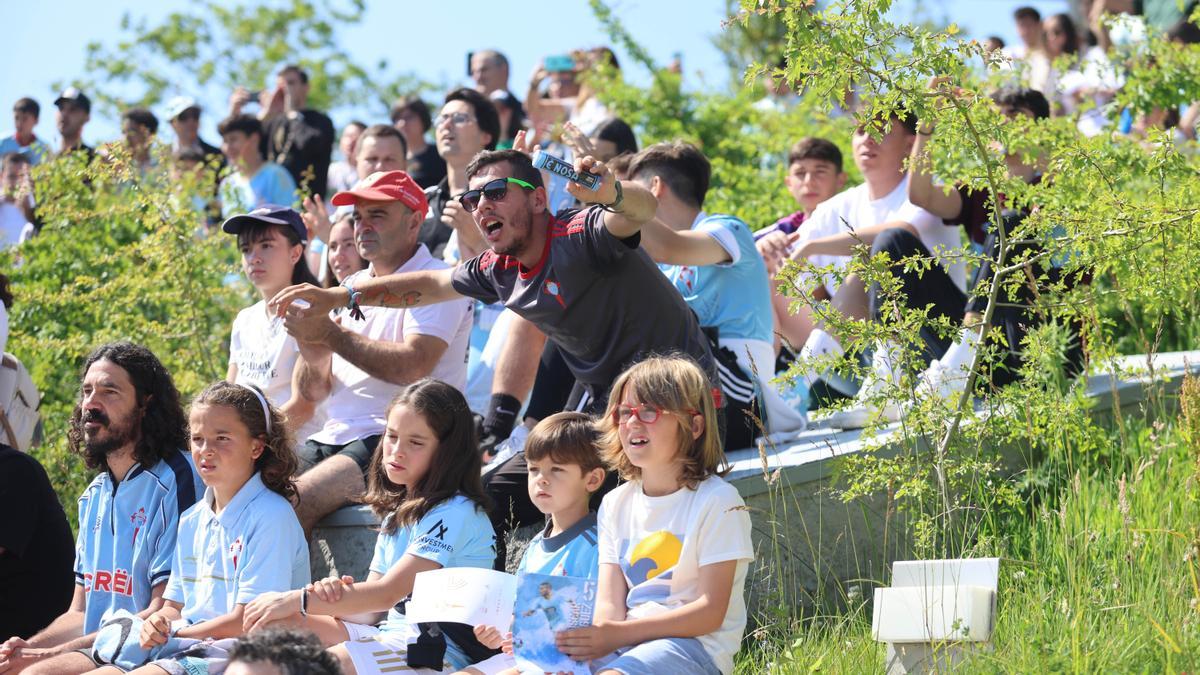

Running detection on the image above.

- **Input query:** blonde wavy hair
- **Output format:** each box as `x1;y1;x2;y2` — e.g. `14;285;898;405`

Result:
598;355;728;489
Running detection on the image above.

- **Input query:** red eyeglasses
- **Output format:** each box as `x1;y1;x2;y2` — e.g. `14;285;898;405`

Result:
612;404;700;425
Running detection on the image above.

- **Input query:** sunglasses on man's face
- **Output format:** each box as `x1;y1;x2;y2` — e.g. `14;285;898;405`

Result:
459;177;535;212
175;110;200;123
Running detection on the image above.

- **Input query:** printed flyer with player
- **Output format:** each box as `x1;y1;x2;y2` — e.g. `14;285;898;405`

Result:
512;572;597;675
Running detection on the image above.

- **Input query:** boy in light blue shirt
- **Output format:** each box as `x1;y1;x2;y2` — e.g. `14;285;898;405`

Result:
627;142;808;441
0;98;51;165
217;114;297;217
465;411;605;674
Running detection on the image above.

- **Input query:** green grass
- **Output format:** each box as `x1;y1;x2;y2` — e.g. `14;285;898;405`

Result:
737;410;1200;673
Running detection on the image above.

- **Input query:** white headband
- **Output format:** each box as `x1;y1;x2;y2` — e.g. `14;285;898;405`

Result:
237;383;272;434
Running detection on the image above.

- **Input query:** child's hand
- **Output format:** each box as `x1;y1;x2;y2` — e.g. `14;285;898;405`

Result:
501;632;513;655
242;590;302;632
473;624;504;650
139;612;171;649
555;622;625;662
309;575;355;603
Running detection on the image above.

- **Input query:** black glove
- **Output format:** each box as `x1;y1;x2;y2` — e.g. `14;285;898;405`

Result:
480;393;521;458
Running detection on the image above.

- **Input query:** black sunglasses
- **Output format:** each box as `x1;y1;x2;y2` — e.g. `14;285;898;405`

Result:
459;177;535;212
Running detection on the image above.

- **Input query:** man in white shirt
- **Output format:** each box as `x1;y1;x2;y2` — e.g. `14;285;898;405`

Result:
786;109;965;417
282;170;473;531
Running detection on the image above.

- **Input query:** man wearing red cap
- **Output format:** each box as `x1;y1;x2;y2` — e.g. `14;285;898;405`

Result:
281;169;473;531
272;151;719;559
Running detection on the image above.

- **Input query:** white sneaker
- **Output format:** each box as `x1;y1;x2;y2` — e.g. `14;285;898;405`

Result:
917;358;970;401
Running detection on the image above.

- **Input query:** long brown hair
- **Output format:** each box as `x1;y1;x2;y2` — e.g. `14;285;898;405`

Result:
190;381;298;503
598;355;727;490
364;379;490;532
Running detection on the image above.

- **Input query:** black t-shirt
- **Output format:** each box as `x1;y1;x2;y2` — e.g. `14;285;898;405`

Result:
263;109;335;198
408;144;447;189
0;445;75;638
419;179;453;260
451;206;716;393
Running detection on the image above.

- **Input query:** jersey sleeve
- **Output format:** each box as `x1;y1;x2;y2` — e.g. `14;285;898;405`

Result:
369;519;395;576
570;206;641;266
695;483;755;568
73;494;89;584
146;492;182;587
695;217;744;268
233;509;307;603
161;534;186;604
450;254;503;305
404;498;476;566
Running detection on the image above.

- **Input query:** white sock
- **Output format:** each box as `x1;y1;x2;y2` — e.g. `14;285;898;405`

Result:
798;329;843;387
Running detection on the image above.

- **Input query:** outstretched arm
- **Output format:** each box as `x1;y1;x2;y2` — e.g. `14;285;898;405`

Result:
638;220;733;266
563;155;658;240
270;268;464;318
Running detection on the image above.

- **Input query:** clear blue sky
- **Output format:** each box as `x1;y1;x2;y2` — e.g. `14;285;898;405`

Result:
1;0;1069;147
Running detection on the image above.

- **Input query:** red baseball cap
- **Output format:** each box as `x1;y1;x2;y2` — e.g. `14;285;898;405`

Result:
331;170;429;220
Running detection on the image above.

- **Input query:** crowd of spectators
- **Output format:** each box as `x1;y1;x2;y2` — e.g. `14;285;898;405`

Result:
0;4;1197;670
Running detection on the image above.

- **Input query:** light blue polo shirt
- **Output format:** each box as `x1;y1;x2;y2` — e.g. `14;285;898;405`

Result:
369;495;494;669
658;213;774;343
74;450;204;632
163;472;309;625
517;512;599;580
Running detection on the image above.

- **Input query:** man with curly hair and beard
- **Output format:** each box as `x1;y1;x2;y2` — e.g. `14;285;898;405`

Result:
0;342;205;675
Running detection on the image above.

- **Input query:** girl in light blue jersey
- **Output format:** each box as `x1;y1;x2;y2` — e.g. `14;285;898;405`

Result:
243;379;497;675
84;382;309;675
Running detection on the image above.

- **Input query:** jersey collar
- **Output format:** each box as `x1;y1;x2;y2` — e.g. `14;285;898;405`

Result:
202;471;268;527
538;511;597;552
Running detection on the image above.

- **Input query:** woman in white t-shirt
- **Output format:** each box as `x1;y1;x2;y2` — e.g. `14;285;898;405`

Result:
223;206;325;443
556;356;754;675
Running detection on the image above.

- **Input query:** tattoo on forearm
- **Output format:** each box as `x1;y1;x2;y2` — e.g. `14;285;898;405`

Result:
375;286;422;307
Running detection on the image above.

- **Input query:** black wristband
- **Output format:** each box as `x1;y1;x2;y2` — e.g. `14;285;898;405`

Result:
482;393;522;440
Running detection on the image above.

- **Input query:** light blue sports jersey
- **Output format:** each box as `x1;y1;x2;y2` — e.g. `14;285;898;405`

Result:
658;213;774;343
0;135;51;165
528;594;570;630
516;512;599;580
369;495;495;670
163;472;309;625
218;163;298;217
74;450;204;633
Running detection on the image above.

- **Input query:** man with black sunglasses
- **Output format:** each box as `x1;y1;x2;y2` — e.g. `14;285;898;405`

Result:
270;148;719;564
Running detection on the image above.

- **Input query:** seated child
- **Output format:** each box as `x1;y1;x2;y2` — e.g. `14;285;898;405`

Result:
461;411;607;675
555;356;754;675
754;138;848;357
85;382;310;675
241;379;497;674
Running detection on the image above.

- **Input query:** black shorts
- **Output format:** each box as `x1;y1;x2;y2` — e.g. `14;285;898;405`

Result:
297;435;380;474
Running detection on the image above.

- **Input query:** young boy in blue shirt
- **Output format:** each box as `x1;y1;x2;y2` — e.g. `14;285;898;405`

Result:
462;411;605;675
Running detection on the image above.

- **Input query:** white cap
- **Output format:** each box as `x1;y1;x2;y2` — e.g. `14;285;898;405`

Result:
165;96;200;120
